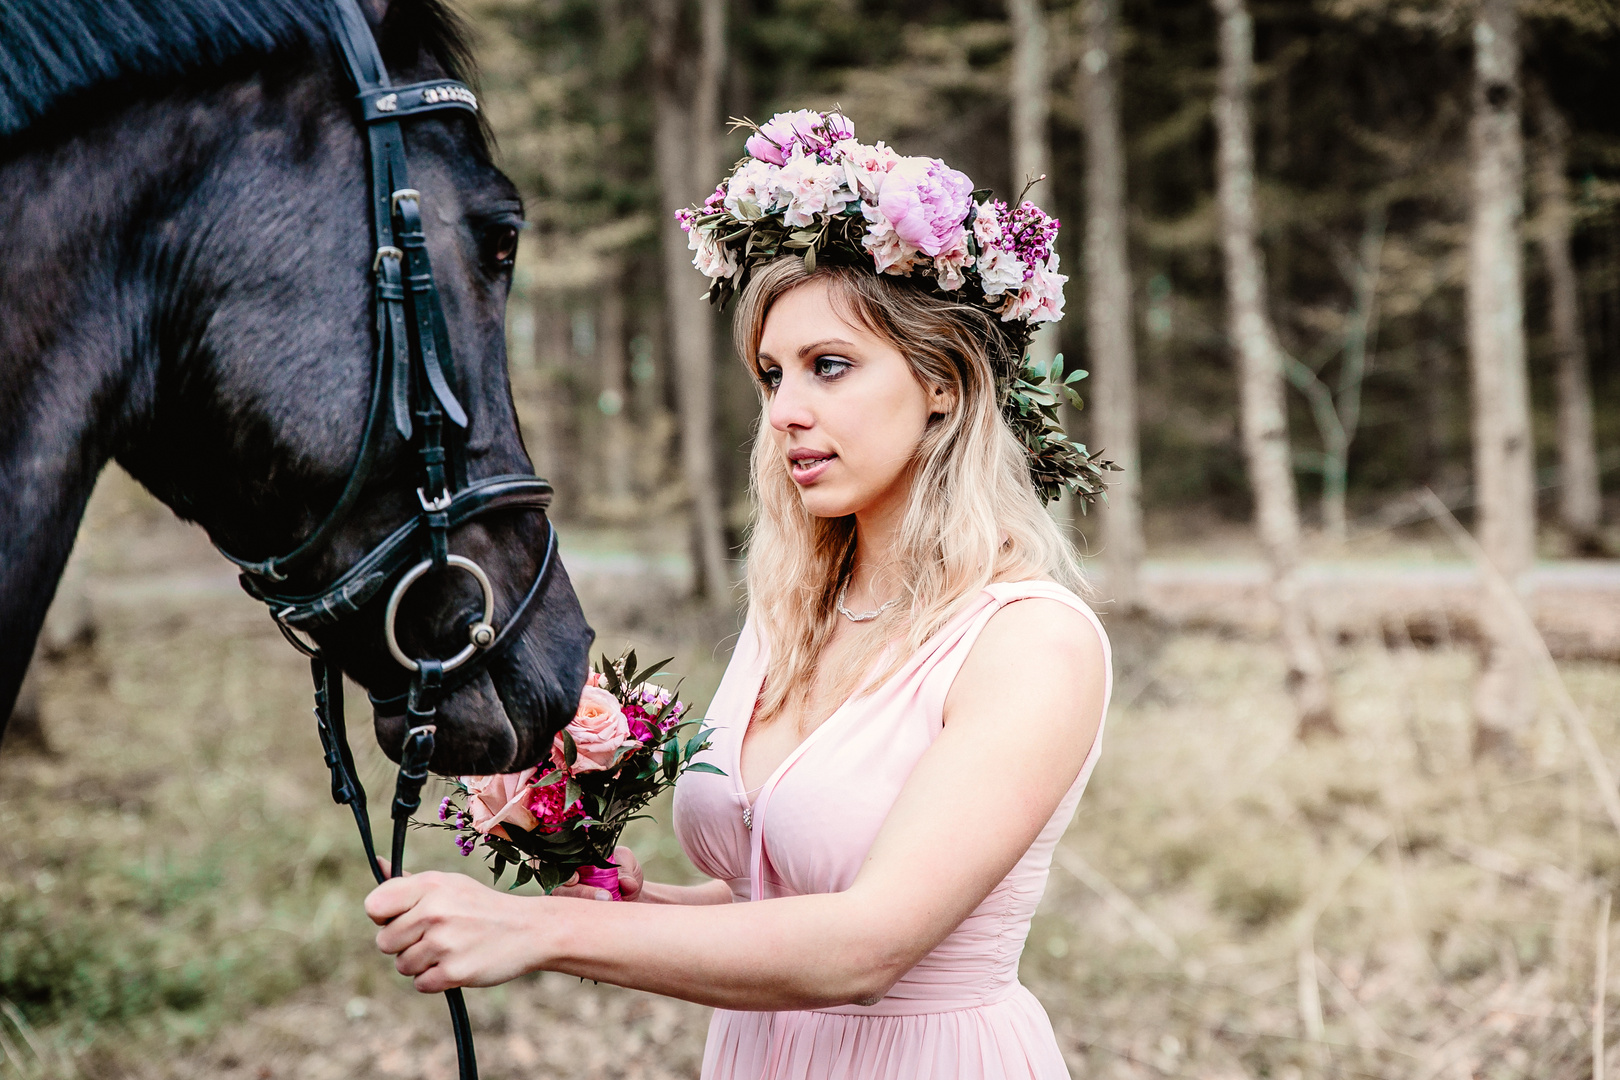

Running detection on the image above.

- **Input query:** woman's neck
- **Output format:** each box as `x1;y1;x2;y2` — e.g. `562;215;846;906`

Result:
848;479;910;607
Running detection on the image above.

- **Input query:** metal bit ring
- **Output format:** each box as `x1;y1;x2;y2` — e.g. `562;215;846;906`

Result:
383;554;497;673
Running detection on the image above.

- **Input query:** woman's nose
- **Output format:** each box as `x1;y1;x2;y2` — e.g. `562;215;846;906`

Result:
768;374;814;433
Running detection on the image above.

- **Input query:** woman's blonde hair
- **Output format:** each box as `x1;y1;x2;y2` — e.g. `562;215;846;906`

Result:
735;256;1088;728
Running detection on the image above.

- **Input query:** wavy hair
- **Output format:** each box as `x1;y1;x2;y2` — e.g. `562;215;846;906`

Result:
735;256;1088;728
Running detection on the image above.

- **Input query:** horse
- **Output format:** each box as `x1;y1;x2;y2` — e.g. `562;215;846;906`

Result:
0;0;594;777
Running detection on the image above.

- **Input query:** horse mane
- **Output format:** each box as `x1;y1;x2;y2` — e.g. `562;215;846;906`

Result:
0;0;480;140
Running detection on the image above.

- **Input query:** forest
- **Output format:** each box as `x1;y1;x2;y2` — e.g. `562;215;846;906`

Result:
5;1;1620;1076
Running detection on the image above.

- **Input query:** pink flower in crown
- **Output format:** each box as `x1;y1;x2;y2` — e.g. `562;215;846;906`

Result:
835;139;901;200
746;110;855;166
461;768;540;839
932;229;973;292
724;158;779;221
552;685;634;773
689;226;739;280
877;157;974;257
861;211;921;275
999;255;1067;323
977;246;1027;298
772;148;853;228
972;200;1005;249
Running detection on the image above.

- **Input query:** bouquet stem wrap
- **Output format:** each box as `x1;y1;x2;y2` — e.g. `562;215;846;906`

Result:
576;864;622;901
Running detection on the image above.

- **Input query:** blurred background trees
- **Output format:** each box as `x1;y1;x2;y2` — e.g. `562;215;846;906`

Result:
465;0;1619;750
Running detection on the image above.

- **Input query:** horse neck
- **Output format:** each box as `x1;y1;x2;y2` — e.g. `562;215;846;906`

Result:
0;91;263;724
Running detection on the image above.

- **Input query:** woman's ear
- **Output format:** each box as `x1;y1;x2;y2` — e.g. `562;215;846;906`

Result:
929;384;958;417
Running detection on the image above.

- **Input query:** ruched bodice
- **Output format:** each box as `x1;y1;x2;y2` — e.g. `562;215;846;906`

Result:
673;581;1112;1079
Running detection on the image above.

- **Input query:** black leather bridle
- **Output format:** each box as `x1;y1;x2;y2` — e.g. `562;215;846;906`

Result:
216;3;563;1074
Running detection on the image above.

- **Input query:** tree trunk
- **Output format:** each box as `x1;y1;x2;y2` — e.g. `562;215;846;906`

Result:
1467;0;1536;761
1532;88;1601;551
1212;0;1336;739
596;264;632;508
651;0;730;600
1080;0;1144;612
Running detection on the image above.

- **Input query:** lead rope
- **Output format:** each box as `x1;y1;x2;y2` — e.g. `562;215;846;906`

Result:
311;655;479;1078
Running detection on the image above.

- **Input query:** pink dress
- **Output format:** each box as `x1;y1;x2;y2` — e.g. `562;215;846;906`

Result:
673;580;1112;1080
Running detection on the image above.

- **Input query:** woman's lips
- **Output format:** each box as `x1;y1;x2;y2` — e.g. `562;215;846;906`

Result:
788;453;835;485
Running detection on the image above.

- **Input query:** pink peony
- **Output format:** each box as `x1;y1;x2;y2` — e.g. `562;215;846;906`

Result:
461;768;540;839
552;685;634;773
746;110;855;166
876;157;974;257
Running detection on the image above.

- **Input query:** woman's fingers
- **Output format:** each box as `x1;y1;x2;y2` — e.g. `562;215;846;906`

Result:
365;873;432;925
612;846;645;901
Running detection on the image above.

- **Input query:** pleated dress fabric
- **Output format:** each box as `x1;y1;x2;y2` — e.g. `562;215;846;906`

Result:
672;580;1113;1080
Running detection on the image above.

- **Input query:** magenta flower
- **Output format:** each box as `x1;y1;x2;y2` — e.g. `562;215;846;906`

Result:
877;157;974;257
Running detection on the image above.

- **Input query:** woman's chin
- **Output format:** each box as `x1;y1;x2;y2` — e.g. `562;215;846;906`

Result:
796;487;862;519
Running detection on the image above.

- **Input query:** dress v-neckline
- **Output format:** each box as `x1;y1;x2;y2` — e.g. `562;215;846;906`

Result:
731;589;1002;811
734;668;861;810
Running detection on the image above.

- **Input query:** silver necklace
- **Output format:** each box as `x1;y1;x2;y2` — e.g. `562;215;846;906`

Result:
837;583;900;623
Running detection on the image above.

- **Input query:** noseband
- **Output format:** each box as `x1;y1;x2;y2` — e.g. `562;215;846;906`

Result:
214;2;559;1074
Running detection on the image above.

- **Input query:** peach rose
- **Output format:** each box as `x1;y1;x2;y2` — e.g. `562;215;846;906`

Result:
461;767;539;839
552;686;633;773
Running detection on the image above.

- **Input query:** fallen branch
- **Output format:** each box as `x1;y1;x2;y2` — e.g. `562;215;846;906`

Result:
1417;488;1620;836
1053;846;1181;962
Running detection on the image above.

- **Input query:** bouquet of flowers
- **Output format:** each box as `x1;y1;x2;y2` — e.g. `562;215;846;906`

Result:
429;650;721;896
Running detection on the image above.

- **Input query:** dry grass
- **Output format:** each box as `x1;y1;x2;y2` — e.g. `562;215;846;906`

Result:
4;473;1620;1078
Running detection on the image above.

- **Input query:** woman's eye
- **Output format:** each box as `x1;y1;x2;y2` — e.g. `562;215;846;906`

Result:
483;224;519;268
814;356;851;378
759;367;783;390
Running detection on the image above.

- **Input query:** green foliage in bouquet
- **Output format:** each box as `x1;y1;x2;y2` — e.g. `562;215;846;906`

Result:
427;650;722;894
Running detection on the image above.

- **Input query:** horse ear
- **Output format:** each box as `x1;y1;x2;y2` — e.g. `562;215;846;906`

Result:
359;0;388;28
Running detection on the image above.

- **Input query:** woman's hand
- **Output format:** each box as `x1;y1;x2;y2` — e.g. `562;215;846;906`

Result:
365;871;541;992
553;846;646;902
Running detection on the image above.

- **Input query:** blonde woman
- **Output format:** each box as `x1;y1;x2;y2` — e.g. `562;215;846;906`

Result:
367;112;1113;1080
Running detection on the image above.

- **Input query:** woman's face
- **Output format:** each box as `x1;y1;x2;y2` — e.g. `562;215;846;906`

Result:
756;280;944;520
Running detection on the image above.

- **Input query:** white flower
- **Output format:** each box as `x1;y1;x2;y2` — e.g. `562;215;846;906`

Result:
689;226;738;280
972;200;1004;249
932;227;973;291
772;148;852;228
836;139;901;200
724;158;779;221
976;246;1027;298
1000;255;1066;323
860;209;921;275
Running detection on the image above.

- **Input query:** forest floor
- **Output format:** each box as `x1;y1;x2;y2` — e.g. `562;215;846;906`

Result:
5;469;1620;1079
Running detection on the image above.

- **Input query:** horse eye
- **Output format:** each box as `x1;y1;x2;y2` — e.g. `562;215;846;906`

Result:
484;224;519;268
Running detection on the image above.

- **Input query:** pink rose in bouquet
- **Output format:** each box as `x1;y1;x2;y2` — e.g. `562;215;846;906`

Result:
463;768;541;840
552;685;633;773
434;649;721;894
877;157;973;257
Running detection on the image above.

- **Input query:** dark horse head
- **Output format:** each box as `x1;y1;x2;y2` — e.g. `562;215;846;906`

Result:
0;0;593;773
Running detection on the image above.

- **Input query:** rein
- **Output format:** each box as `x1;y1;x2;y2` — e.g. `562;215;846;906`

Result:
216;2;561;1074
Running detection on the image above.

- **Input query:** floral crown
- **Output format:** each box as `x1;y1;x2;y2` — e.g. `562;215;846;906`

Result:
677;109;1115;507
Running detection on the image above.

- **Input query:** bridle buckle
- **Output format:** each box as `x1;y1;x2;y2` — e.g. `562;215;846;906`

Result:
372;245;403;272
418;487;452;513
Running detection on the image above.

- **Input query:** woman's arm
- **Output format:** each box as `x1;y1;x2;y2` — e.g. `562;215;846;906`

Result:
366;598;1106;1011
